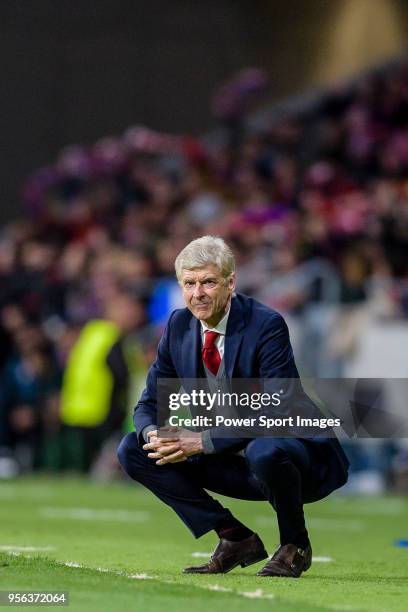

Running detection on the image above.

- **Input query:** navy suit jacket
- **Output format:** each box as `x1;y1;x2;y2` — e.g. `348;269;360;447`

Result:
134;293;349;495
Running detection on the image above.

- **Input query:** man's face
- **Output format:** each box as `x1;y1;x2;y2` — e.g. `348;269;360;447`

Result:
180;265;235;327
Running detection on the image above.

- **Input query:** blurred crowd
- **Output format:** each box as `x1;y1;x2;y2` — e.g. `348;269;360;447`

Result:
1;60;408;486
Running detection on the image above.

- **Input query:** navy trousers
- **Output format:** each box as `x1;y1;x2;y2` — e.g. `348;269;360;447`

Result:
117;433;324;545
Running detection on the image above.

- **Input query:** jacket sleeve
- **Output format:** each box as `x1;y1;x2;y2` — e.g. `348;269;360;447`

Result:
133;312;178;445
257;313;298;379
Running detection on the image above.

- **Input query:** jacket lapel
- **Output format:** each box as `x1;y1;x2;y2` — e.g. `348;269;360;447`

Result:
224;296;245;378
181;315;201;379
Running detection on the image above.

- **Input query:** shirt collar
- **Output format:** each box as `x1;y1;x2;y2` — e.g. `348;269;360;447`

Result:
200;307;230;336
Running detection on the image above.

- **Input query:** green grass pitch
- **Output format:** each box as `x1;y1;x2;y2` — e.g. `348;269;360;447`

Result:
0;475;407;611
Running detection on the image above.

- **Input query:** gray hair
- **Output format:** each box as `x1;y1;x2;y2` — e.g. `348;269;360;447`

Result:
175;236;235;281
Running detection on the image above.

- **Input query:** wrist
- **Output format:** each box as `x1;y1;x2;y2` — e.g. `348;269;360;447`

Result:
197;433;204;453
200;429;215;454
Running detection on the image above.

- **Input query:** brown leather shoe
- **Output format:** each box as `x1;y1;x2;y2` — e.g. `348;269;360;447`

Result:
183;533;268;574
257;543;312;578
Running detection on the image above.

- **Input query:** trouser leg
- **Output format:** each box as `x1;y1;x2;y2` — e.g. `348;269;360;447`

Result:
245;438;311;548
117;432;236;538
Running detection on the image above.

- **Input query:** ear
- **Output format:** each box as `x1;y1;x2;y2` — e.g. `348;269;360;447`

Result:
228;273;236;291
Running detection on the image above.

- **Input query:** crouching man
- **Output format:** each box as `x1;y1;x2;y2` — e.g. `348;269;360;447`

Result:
118;236;349;577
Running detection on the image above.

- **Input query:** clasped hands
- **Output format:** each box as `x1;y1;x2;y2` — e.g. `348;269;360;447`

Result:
143;427;203;465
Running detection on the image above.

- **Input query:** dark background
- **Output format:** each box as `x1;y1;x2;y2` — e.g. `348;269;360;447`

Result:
1;0;407;221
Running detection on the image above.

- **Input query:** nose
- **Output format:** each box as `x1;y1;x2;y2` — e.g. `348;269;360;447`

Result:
192;282;205;298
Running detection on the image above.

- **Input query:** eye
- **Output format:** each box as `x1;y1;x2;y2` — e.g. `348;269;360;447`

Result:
203;280;216;287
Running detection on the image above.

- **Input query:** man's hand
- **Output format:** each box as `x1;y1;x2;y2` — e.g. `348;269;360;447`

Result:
143;428;203;465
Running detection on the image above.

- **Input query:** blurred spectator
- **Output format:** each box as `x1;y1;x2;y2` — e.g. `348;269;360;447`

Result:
55;294;144;473
0;325;60;471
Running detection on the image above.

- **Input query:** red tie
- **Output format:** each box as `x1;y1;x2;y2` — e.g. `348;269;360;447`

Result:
202;331;221;375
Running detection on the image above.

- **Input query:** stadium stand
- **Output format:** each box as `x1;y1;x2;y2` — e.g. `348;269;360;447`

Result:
0;59;407;483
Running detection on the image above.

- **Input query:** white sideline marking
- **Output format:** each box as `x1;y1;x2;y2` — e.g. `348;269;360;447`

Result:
207;585;232;592
62;560;276;599
0;545;56;552
128;573;154;580
195;584;274;600
239;589;274;600
191;552;211;558
63;561;154;580
40;507;149;522
7;552;277;601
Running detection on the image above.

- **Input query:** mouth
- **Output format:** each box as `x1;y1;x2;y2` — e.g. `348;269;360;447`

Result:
193;303;211;310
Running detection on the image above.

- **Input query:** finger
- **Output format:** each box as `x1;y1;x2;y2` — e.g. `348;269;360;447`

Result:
155;443;181;456
147;451;166;459
144;442;179;454
143;439;171;451
167;455;187;463
144;436;182;454
143;442;157;451
147;430;158;439
156;450;185;465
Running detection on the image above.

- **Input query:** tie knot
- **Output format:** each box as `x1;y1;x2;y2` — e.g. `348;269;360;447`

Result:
203;330;219;349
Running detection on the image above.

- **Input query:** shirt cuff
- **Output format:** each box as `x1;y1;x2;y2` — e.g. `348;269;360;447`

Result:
201;429;216;454
142;425;157;443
